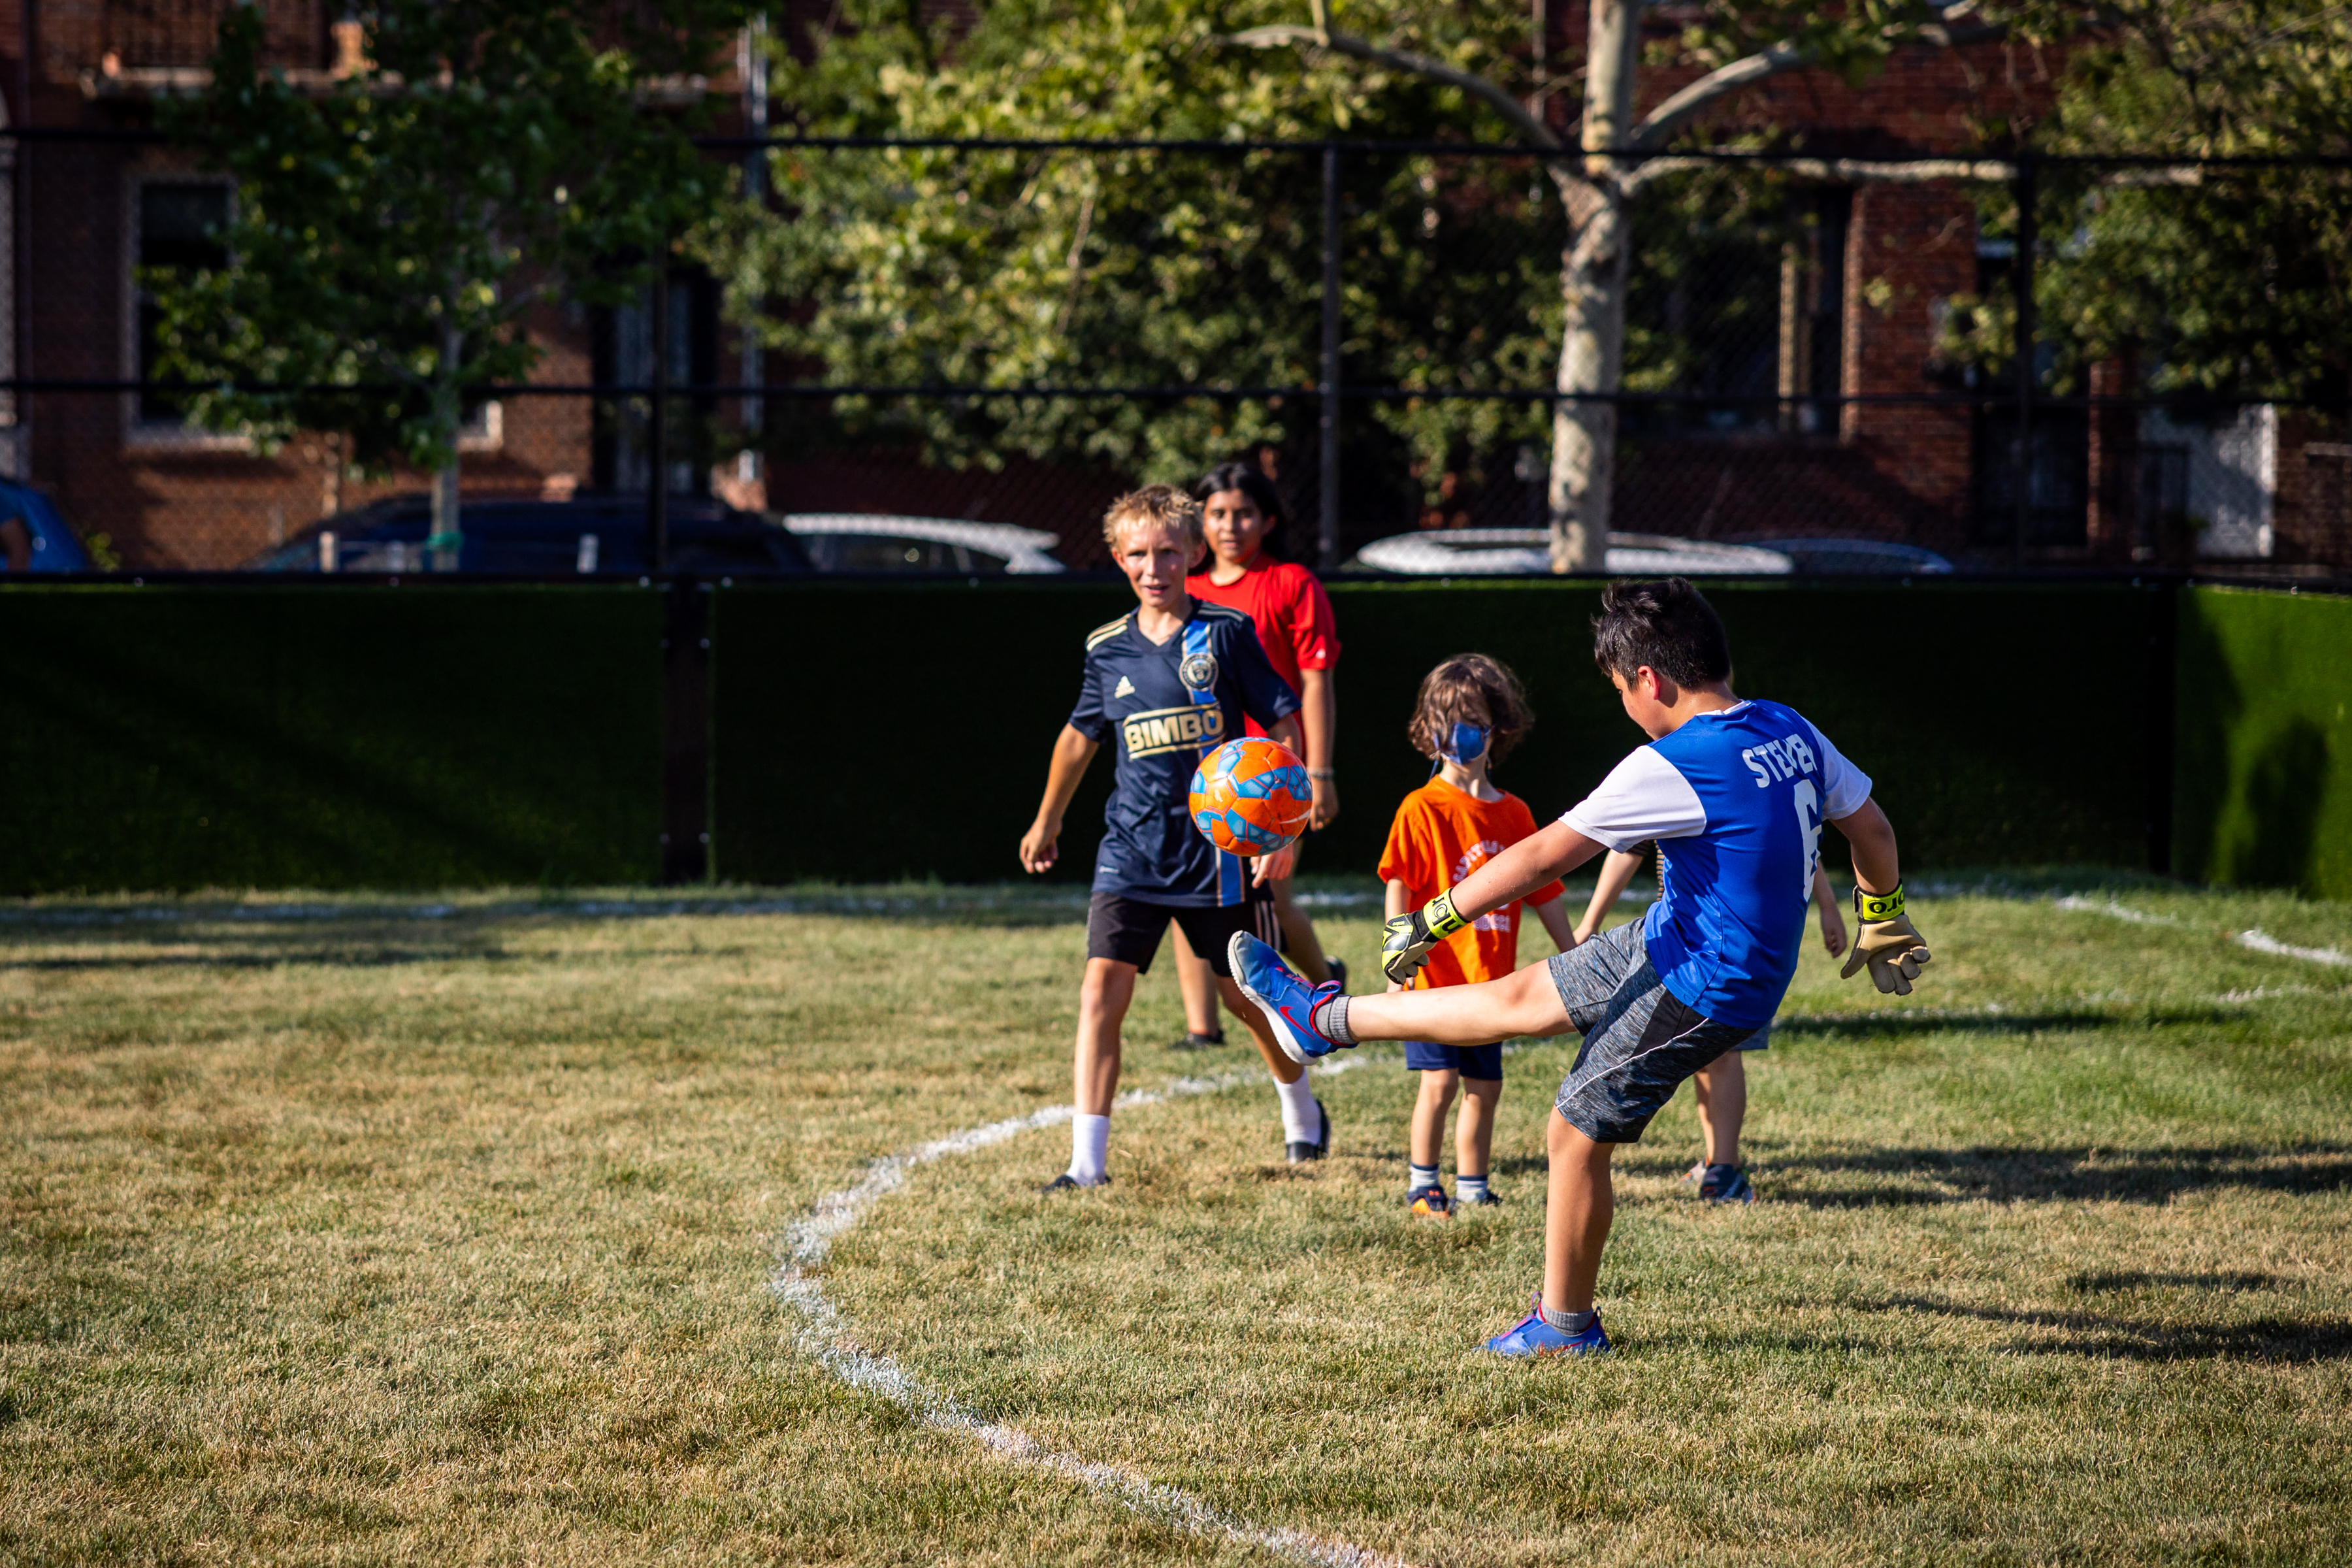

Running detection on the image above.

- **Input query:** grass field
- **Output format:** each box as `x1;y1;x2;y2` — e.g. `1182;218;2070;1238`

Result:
3;876;2349;1565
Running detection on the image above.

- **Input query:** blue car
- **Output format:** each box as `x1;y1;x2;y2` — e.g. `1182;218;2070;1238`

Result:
242;493;813;575
0;478;96;574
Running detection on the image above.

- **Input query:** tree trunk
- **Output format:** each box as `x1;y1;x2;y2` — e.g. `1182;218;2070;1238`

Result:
427;318;463;572
1546;0;1639;574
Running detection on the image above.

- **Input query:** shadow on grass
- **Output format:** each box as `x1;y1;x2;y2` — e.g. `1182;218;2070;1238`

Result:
1773;1008;2242;1040
1861;1294;2352;1362
1771;1143;2352;1205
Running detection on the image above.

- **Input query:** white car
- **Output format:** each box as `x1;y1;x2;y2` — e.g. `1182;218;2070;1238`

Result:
1351;529;1793;576
779;514;1067;574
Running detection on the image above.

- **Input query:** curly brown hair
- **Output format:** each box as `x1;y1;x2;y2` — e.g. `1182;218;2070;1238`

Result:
1408;653;1534;766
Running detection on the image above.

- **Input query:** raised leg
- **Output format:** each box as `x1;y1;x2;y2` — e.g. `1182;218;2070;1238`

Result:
1343;960;1569;1045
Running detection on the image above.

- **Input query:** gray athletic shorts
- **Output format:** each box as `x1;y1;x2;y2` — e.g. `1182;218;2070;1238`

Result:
1546;922;1765;1143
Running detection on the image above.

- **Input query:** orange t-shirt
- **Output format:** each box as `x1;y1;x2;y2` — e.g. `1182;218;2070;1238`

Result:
1377;779;1566;989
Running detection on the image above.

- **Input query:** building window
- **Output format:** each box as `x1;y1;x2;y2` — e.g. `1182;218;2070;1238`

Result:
133;179;231;427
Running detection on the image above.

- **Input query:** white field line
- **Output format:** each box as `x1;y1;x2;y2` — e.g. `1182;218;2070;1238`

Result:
2050;896;2352;967
2236;929;2352;966
770;1048;1421;1568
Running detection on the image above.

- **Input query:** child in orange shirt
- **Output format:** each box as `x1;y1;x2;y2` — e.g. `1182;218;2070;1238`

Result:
1378;655;1578;1217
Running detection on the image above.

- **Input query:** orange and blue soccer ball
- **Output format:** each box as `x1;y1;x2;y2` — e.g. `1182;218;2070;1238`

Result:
1188;737;1314;856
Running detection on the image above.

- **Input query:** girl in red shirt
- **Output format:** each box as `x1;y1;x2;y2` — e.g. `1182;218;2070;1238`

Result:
1169;462;1345;1046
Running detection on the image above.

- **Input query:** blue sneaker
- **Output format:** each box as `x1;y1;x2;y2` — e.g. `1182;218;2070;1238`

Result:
1228;933;1348;1064
1698;1164;1756;1205
1482;1296;1610;1358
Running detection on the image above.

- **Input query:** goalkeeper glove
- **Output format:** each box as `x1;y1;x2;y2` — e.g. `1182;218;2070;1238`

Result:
1839;884;1932;995
1381;889;1469;985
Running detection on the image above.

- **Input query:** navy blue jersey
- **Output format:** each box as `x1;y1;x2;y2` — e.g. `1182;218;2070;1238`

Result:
1563;699;1871;1028
1068;601;1301;906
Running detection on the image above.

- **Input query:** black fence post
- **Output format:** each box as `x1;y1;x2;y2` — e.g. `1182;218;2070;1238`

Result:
660;580;712;883
2010;154;2039;572
648;247;671;573
1318;141;1342;573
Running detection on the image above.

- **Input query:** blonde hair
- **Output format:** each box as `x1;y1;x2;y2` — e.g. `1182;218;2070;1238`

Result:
1102;484;1205;549
1409;653;1535;765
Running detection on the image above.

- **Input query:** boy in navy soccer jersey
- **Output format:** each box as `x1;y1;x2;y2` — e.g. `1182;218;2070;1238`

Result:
1019;485;1322;1190
1232;578;1934;1353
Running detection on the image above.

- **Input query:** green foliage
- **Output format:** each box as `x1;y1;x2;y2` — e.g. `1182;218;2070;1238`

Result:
151;1;740;474
1935;1;2352;399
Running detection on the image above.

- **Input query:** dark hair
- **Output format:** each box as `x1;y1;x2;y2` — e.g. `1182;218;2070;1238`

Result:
1191;462;1286;557
1591;578;1732;688
1409;654;1534;765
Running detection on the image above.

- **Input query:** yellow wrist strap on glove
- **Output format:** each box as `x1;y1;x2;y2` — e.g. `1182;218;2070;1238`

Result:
1840;882;1931;996
1380;889;1469;985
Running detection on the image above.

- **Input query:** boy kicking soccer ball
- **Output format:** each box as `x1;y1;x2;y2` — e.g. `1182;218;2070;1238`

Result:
1019;485;1326;1191
1379;655;1576;1218
1232;578;1932;1354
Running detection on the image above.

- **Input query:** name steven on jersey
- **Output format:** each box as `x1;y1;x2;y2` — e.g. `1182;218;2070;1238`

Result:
1740;732;1819;787
1122;704;1225;759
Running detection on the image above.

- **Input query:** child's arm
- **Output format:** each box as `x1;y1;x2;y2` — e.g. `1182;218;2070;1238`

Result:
1019;725;1100;874
1250;711;1309;884
1575;848;1646;943
1531;891;1578;955
1382;878;1413;990
1812;863;1848;958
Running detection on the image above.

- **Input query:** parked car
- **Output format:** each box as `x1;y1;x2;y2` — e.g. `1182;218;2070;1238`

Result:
242;493;811;574
779;514;1066;574
1721;536;1956;574
1350;529;1793;576
0;477;95;573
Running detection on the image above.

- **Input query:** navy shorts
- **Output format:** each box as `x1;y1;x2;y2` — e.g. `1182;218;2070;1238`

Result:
1545;922;1764;1143
1403;1041;1503;1081
1085;890;1277;977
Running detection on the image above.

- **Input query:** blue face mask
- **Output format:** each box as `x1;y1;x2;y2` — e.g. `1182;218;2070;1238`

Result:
1441;722;1490;766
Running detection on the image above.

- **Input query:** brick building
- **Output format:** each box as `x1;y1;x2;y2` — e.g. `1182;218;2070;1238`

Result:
1;1;2341;571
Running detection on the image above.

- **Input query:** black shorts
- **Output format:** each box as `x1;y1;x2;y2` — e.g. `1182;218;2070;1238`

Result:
1085;890;1278;978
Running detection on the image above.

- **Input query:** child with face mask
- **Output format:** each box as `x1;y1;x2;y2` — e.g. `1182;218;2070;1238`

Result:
1377;655;1578;1217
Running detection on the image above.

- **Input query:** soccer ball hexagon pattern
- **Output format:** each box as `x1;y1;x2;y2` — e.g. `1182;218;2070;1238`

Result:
1188;737;1313;856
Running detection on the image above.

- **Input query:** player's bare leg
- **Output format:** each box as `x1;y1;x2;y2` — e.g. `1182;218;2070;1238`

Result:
1544;1115;1616;1313
1073;958;1139;1115
1409;1068;1458;1171
1456;1076;1501;1196
1218;977;1328;1160
1693;1050;1744;1167
1269;880;1333;985
1168;926;1226;1042
1341;960;1569;1045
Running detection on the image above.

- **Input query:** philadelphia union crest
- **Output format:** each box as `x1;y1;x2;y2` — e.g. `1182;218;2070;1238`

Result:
1178;651;1219;692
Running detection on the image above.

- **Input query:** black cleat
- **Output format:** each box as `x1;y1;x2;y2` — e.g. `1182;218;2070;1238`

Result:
1040;1173;1109;1194
1172;1029;1226;1050
1327;957;1349;991
1286;1096;1330;1164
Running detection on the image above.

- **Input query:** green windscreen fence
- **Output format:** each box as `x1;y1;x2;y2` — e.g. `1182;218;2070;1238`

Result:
2175;586;2352;900
0;585;664;892
712;580;2175;886
18;577;2342;897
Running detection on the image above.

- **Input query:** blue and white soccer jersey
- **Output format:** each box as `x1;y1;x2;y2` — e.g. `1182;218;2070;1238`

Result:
1067;602;1301;907
1544;699;1871;1143
1563;698;1870;1028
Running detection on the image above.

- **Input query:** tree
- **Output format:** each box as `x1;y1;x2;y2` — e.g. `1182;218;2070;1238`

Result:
152;1;737;561
704;0;2012;569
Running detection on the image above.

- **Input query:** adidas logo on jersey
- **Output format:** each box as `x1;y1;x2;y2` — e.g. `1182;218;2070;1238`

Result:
1114;676;1136;698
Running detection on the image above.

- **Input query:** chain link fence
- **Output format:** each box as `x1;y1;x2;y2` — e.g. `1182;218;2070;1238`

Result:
9;133;2352;576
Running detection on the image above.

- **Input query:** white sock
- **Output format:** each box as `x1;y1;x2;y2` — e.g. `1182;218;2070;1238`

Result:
1409;1163;1441;1192
1457;1173;1489;1203
1274;1074;1322;1144
1068;1113;1110;1185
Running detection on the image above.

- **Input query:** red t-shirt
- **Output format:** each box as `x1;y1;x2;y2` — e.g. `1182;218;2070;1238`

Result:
1186;557;1341;735
1378;779;1565;989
